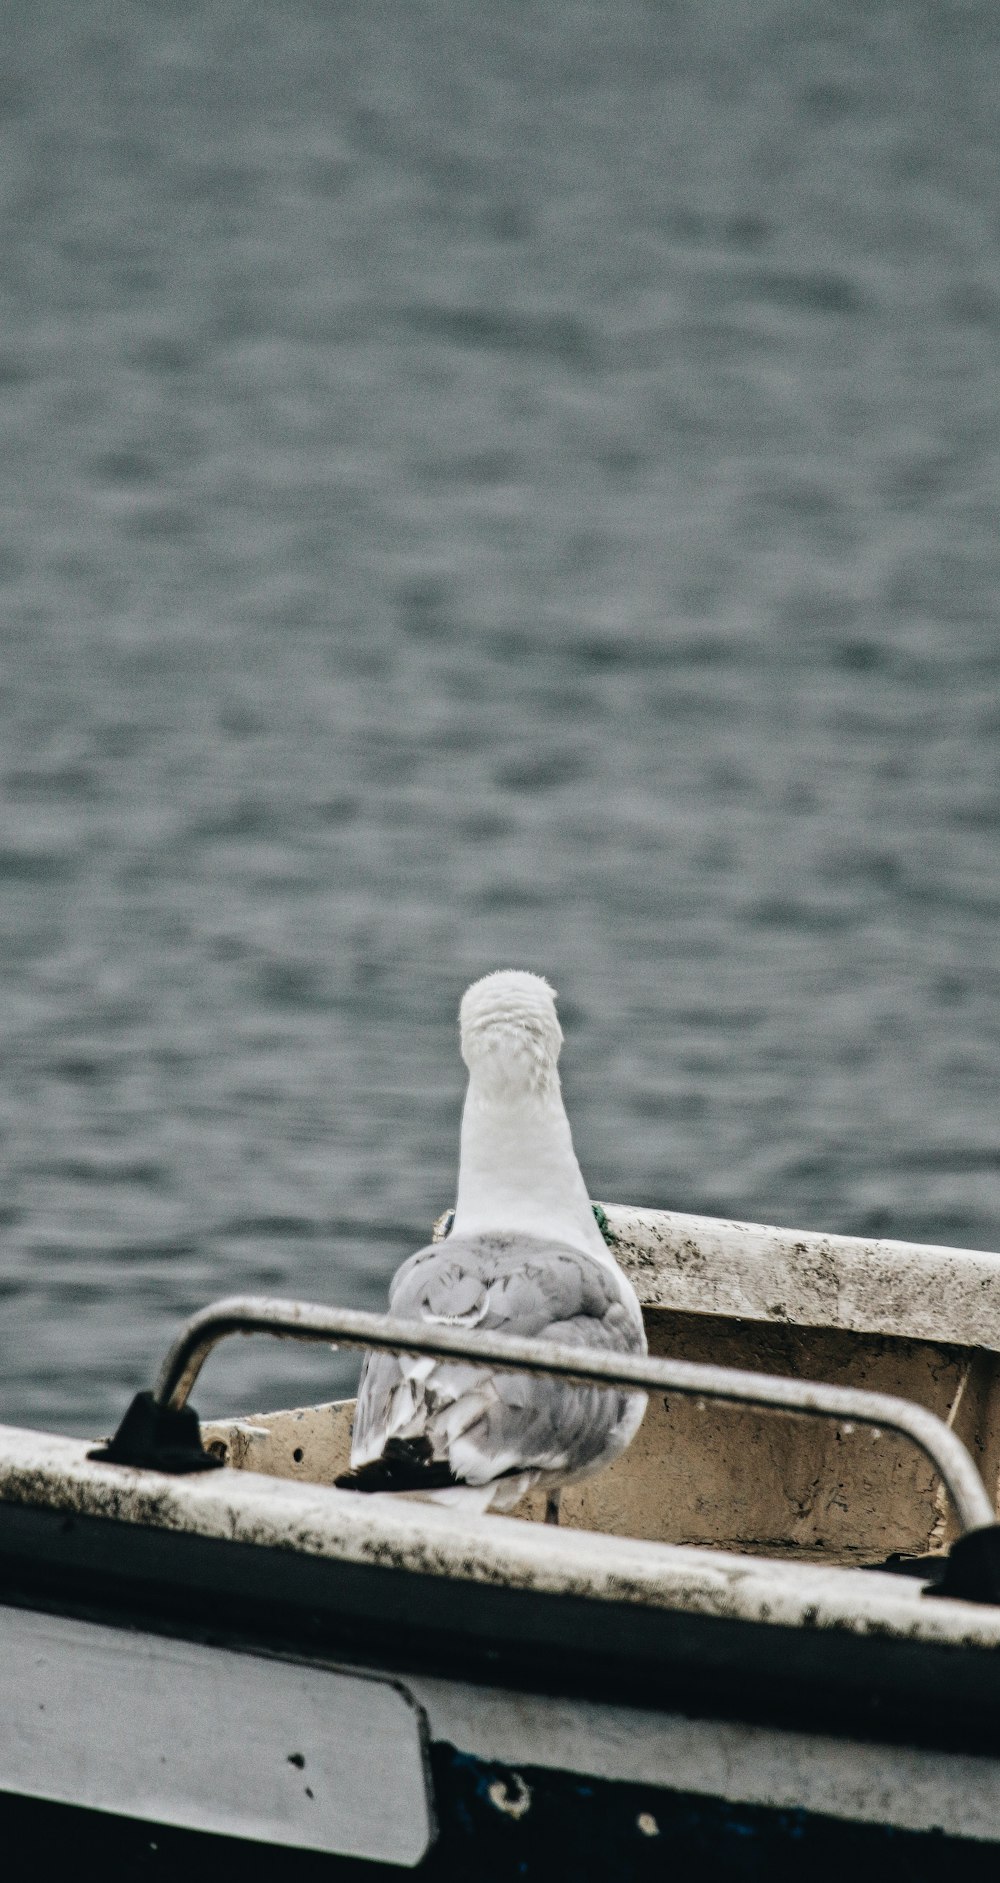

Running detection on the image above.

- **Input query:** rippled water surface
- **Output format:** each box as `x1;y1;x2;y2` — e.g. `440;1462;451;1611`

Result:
2;0;999;1432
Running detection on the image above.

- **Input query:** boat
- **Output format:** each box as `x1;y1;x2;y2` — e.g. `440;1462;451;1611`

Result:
3;1202;1000;1879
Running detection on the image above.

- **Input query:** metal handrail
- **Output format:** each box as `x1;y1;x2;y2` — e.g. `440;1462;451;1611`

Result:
153;1294;995;1535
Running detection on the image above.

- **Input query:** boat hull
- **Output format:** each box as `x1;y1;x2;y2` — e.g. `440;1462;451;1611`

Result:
3;1493;1000;1876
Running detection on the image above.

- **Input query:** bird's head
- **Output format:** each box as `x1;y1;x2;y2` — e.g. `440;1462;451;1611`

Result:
459;970;563;1096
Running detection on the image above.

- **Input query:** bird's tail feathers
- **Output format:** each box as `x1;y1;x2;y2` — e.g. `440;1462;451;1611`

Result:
335;1435;458;1494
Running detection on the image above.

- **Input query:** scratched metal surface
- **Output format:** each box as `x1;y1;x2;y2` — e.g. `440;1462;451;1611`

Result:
0;0;998;1431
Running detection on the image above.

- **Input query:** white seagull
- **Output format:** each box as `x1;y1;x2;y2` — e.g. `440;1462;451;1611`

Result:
336;970;647;1517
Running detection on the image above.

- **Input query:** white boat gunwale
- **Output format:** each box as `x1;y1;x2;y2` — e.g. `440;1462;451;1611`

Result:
0;1422;998;1657
605;1202;1000;1354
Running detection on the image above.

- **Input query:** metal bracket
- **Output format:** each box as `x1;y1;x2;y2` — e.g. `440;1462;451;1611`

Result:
89;1390;223;1474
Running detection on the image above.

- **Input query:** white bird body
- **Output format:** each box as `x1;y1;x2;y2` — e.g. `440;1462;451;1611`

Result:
338;971;647;1511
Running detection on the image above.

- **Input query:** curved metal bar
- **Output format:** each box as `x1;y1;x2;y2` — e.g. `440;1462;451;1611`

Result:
153;1294;995;1535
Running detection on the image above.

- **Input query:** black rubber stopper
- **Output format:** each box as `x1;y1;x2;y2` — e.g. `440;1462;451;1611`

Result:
929;1524;1000;1605
88;1390;223;1474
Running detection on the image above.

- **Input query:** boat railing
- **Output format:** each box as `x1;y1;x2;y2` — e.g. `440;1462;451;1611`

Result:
94;1293;996;1537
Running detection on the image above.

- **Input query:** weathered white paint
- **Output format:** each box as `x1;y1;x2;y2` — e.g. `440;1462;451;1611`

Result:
0;1603;432;1865
1;1422;999;1653
408;1671;1000;1844
603;1203;1000;1352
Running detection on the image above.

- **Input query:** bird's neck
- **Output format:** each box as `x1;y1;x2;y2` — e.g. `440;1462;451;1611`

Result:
451;1069;610;1263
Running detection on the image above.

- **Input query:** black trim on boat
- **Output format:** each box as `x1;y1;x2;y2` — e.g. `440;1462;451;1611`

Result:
935;1524;1000;1606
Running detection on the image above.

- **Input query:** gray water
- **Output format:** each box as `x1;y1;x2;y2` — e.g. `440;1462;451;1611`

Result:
1;0;999;1434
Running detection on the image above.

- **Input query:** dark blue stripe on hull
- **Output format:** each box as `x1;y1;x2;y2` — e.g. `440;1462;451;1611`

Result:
0;1745;993;1881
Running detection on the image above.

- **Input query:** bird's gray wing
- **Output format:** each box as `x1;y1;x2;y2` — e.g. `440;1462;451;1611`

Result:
349;1231;645;1486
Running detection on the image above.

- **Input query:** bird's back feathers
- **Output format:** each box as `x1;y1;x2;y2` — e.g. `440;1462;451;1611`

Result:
340;1230;646;1506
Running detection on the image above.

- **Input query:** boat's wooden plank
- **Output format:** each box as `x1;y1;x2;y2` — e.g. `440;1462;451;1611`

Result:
0;1602;432;1865
200;1399;354;1482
